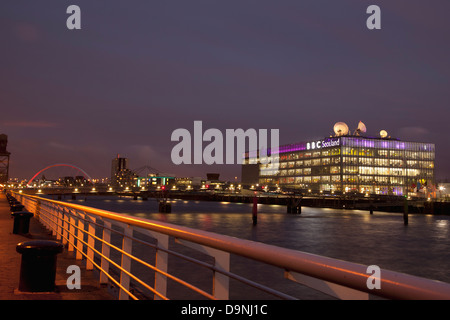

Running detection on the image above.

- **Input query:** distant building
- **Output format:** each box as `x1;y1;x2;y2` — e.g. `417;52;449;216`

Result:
0;134;10;184
175;176;202;190
111;155;128;178
136;174;175;189
242;122;435;196
111;155;136;188
57;175;89;187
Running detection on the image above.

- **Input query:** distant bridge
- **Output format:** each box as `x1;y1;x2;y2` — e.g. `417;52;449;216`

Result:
26;163;93;186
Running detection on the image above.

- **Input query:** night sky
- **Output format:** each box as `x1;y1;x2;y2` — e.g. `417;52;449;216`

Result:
1;1;449;182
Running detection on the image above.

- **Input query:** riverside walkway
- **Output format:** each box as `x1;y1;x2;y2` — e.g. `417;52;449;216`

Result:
0;193;113;300
4;191;450;302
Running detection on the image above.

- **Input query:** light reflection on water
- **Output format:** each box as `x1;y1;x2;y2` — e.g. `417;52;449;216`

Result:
63;195;450;298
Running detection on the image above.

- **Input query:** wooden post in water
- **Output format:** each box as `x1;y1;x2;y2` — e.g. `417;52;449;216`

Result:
252;195;258;226
287;197;291;213
403;198;408;226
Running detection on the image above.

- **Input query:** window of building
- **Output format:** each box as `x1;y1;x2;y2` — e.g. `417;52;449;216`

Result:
378;150;388;157
390;159;403;167
330;166;340;174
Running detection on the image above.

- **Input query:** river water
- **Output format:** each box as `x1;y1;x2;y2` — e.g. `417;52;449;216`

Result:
62;195;450;299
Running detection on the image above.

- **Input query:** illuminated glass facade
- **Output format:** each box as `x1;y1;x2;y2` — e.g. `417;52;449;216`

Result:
242;136;435;196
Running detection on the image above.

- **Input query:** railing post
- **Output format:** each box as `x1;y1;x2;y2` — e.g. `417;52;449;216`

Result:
154;233;168;300
212;250;230;300
86;215;96;270
62;207;69;246
43;202;53;234
176;239;230;300
143;230;169;300
56;204;63;241
46;202;54;235
54;204;60;237
35;199;41;220
119;224;133;300
68;209;75;252
75;211;85;260
100;220;112;284
39;202;47;230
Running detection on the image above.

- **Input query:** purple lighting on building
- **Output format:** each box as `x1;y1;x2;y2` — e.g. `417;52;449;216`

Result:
270;143;307;155
245;136;433;159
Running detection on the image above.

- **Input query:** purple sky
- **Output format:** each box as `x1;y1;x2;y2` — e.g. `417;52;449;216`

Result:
1;1;449;181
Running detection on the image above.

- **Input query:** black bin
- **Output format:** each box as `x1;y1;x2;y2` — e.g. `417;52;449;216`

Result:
16;240;64;292
10;204;25;212
11;211;33;235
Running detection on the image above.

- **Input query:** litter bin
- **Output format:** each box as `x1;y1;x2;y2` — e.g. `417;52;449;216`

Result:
10;204;25;212
7;198;18;205
16;240;64;292
11;211;33;235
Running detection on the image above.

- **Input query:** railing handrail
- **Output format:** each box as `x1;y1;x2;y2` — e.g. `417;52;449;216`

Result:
12;192;450;300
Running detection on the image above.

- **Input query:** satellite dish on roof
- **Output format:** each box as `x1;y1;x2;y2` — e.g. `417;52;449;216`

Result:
333;122;349;136
357;121;367;133
354;121;367;136
380;130;388;138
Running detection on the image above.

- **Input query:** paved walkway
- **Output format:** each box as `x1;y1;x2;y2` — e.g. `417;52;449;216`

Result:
0;193;114;300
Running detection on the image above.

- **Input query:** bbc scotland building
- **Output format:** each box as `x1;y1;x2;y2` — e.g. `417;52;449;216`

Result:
241;122;435;196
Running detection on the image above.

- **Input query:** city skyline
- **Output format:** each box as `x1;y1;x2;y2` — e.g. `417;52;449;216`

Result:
1;1;449;181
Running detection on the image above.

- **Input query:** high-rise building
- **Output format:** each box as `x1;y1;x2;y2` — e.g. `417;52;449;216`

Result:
0;134;10;184
111;155;128;178
241;122;435;196
111;155;136;188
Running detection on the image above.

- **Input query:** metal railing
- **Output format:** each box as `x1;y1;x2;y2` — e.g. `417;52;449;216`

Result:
11;191;450;300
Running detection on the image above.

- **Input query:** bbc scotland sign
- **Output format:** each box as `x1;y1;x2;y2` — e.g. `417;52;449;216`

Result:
306;138;340;150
